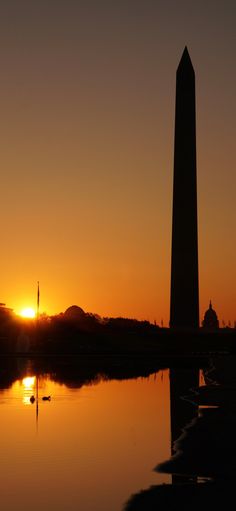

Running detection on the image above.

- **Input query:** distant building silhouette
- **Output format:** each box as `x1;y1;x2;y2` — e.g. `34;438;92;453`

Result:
170;47;199;329
64;305;86;320
202;301;219;330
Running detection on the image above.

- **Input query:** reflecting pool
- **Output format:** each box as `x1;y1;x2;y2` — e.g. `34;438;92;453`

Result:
0;358;171;511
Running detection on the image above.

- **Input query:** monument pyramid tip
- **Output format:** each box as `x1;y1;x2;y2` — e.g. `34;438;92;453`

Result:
177;46;194;73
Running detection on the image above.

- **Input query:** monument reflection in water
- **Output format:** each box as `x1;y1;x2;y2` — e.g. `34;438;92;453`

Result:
126;357;236;511
2;355;235;511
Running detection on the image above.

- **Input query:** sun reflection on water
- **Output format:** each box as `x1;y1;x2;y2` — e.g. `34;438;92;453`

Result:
22;376;36;389
22;376;36;405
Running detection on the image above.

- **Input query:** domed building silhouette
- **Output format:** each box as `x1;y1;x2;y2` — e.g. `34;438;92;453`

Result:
202;301;219;330
64;305;86;320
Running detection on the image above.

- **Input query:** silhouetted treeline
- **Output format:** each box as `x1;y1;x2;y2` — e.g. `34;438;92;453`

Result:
0;304;235;355
0;355;160;391
0;352;207;393
0;305;161;354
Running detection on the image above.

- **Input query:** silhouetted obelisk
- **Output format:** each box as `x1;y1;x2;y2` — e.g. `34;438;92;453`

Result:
170;47;199;329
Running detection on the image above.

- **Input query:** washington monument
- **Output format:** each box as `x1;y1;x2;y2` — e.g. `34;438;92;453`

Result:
170;47;199;329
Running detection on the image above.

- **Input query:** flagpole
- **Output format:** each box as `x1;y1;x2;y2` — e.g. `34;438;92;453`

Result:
36;374;39;433
37;281;40;319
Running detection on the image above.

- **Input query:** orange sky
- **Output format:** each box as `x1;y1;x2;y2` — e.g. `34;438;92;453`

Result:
0;1;235;324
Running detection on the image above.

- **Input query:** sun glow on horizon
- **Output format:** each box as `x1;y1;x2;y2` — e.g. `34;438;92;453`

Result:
20;307;36;319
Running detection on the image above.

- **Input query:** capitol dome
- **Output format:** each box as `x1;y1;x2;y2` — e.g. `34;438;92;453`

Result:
202;301;219;330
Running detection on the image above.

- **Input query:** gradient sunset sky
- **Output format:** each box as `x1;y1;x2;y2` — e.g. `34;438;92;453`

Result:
0;0;235;324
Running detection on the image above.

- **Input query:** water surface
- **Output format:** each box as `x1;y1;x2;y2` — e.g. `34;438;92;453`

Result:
0;362;171;511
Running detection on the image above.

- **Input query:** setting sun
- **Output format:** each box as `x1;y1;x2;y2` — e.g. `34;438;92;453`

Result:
20;307;36;319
